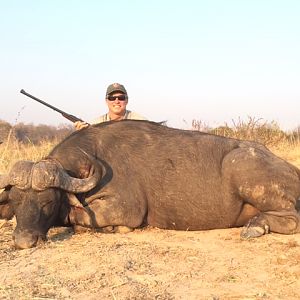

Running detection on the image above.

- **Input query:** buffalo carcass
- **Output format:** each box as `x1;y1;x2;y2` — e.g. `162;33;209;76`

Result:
1;120;300;249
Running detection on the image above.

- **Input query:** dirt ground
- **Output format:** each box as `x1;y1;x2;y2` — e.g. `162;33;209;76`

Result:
0;159;300;299
0;221;300;300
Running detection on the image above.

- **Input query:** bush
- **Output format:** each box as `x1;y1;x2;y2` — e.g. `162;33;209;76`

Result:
0;120;12;142
192;116;289;147
0;120;73;145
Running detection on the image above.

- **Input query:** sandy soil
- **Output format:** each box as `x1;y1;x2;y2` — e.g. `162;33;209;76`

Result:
0;158;300;299
0;222;300;300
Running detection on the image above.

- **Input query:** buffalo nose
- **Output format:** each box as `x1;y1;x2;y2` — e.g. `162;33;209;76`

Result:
13;230;39;249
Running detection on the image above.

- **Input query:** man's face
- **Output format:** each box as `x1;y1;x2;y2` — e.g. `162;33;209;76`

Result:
106;92;128;116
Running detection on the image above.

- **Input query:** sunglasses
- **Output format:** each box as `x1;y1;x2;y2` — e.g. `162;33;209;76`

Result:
107;95;127;101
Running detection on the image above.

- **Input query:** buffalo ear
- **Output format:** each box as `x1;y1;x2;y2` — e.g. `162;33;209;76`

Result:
0;202;14;220
0;189;14;220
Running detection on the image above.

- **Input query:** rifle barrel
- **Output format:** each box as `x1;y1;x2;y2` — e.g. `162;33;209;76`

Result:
20;89;66;115
20;89;84;123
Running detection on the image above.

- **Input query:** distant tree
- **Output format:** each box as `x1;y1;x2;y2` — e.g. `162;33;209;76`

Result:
0;121;74;144
0;120;12;142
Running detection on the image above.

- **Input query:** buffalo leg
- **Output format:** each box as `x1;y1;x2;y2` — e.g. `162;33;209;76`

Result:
72;224;132;234
240;210;300;238
68;197;144;231
222;146;300;238
235;203;260;227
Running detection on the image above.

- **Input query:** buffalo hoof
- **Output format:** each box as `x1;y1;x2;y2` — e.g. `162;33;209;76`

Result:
73;225;92;234
240;224;270;239
100;226;133;233
100;226;115;233
114;226;133;233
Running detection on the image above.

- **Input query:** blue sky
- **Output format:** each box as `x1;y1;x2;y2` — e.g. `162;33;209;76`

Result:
1;0;299;130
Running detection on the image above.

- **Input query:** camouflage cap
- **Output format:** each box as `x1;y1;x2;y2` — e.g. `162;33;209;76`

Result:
106;83;127;96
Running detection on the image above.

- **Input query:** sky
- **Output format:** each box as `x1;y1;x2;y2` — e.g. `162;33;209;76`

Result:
1;0;299;131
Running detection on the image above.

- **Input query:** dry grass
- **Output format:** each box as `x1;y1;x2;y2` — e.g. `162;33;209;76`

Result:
270;139;300;168
1;118;299;173
193;116;299;148
0;135;57;173
191;117;300;168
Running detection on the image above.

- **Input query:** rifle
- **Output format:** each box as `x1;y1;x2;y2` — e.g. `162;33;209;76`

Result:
20;89;85;123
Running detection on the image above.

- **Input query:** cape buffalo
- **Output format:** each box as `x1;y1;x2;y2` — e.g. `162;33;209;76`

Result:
0;120;300;249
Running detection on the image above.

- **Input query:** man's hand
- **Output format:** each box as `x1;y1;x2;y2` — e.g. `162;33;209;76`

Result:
74;121;90;130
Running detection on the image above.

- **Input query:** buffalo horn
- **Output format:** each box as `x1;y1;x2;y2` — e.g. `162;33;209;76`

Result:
67;193;83;207
0;161;34;190
0;188;6;203
31;157;101;193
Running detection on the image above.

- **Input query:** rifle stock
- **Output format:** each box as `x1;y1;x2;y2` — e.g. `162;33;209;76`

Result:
20;89;86;123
